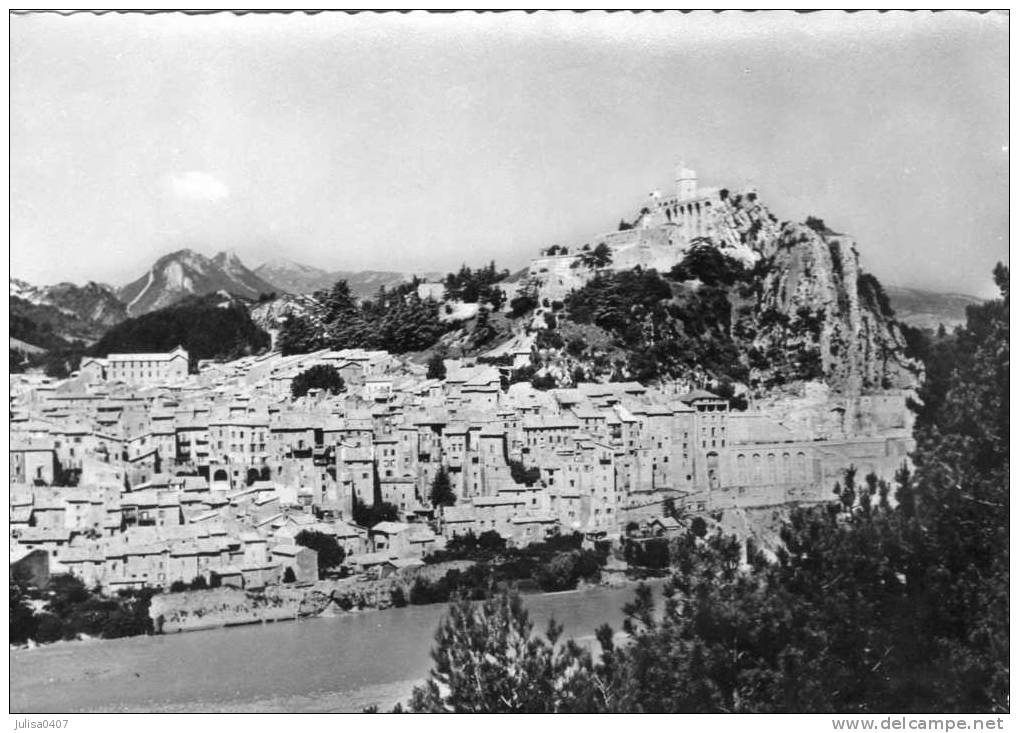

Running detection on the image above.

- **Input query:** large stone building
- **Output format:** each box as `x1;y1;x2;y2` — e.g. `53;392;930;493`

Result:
81;346;190;385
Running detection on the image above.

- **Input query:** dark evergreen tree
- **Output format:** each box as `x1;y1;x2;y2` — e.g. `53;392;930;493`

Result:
429;466;456;508
278;314;322;355
426;352;447;380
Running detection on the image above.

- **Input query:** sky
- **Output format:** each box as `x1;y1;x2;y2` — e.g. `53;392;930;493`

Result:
10;10;1009;298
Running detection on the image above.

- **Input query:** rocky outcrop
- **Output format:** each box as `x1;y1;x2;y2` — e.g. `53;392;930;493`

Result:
249;292;326;334
740;217;922;394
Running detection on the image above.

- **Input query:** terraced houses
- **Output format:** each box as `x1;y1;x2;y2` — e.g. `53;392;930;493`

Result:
10;345;915;590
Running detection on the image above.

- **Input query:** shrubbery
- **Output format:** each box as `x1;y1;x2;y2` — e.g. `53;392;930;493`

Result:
667;243;747;287
295;530;346;577
418;532;607;601
509;294;538;319
290;364;345;398
10;574;156;645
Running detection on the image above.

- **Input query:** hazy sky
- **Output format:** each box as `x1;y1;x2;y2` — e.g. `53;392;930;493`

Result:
10;11;1008;297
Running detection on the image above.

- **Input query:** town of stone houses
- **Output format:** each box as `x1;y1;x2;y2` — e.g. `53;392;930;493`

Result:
9;164;921;631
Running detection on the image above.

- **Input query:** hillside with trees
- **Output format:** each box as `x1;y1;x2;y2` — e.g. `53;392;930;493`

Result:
92;294;270;368
278;279;450;356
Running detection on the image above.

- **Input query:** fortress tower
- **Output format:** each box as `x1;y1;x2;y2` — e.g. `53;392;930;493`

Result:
675;162;698;201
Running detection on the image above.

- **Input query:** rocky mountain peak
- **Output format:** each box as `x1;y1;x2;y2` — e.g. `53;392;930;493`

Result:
116;248;277;316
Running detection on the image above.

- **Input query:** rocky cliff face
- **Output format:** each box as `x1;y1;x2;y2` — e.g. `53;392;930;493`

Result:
725;198;922;394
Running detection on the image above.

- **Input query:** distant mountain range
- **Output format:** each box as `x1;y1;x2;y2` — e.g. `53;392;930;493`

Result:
11;278;127;327
9;249;445;356
253;257;442;300
885;285;983;331
9;245;981;359
10;278;128;348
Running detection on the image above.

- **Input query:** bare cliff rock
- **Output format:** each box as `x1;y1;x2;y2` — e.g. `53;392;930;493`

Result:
733;210;922;394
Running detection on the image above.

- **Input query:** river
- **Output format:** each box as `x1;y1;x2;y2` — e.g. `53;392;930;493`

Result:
10;582;661;713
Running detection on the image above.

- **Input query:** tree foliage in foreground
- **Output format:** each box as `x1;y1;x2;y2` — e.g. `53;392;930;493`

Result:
404;592;604;713
11;573;156;644
400;264;1008;713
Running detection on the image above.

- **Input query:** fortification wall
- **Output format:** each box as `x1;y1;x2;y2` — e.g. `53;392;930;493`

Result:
639;187;724;234
528;226;690;301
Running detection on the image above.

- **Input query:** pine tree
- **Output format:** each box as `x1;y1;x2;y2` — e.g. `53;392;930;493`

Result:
405;592;602;713
278;314;320;356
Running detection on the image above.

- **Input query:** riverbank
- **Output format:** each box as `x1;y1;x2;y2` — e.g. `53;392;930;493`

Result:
11;580;662;713
12;533;638;649
11;560;650;652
